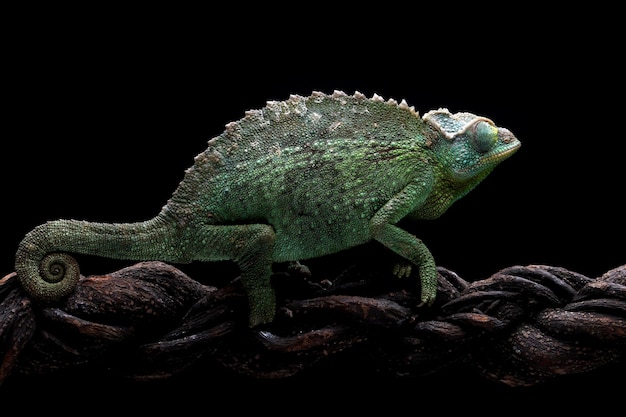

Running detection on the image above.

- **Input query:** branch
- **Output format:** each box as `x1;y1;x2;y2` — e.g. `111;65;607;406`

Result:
1;258;624;387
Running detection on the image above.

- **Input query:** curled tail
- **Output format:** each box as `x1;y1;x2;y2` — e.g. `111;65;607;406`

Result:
15;224;80;301
15;210;187;302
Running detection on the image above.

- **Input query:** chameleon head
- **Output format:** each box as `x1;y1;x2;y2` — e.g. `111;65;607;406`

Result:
423;108;521;182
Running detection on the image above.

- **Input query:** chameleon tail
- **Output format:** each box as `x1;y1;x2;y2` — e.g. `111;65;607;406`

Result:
14;211;184;302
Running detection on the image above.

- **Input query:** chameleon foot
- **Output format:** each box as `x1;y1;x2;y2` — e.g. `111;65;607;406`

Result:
392;262;413;279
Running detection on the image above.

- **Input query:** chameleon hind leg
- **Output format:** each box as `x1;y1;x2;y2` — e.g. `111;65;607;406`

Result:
196;223;277;327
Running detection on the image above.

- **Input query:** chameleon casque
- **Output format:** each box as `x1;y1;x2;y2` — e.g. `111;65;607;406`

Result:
15;90;521;327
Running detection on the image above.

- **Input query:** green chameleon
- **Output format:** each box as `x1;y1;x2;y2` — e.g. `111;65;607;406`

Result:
15;90;520;327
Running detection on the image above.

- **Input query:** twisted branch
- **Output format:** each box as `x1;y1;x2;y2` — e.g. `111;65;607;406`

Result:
1;258;624;387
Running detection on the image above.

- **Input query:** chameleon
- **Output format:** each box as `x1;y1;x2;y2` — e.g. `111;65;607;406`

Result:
15;90;521;327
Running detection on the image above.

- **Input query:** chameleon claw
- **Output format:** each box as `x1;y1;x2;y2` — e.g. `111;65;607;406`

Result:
392;262;413;279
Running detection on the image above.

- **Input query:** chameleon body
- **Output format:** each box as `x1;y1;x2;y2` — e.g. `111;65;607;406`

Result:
15;90;520;327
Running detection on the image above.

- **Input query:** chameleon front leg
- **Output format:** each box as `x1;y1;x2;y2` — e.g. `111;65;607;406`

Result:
369;180;438;306
195;223;276;327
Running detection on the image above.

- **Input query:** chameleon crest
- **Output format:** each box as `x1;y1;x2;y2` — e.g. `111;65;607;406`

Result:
15;90;520;327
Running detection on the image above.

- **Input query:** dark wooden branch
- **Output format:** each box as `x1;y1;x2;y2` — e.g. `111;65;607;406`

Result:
1;258;624;387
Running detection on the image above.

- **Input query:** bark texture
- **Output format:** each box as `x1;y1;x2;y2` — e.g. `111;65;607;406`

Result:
1;258;624;387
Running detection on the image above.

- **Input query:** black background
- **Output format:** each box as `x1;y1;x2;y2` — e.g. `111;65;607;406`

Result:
2;5;624;414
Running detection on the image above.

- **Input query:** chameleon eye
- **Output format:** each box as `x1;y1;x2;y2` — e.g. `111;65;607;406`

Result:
472;121;498;153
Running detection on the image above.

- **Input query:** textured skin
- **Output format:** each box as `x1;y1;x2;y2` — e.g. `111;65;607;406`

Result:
15;90;521;327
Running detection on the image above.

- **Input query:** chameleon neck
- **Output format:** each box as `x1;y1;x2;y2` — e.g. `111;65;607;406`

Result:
14;210;183;302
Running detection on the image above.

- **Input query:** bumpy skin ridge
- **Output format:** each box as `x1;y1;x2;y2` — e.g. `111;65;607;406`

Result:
15;90;521;327
167;91;435;256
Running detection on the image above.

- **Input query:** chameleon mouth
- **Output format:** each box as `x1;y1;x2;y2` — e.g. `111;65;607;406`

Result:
488;140;520;162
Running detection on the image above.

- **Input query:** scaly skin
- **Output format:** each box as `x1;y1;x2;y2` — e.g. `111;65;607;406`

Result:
15;90;521;327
